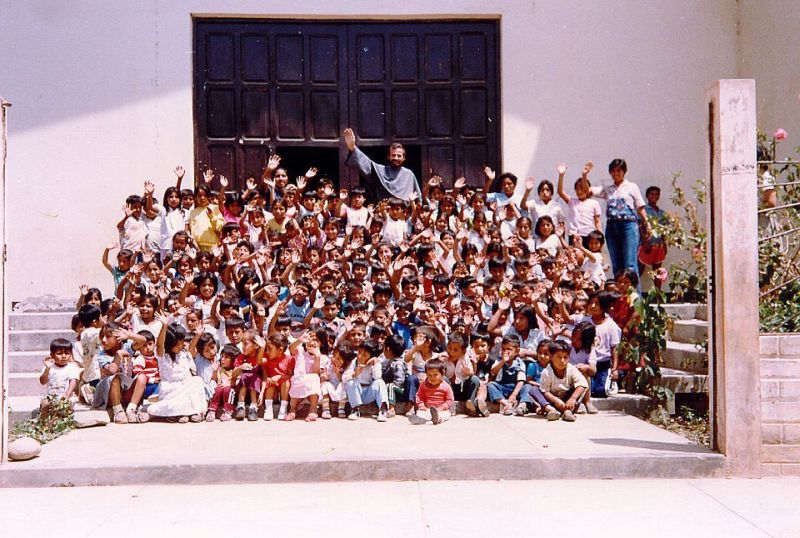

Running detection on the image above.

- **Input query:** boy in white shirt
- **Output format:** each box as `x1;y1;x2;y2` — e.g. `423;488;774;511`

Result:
540;340;588;422
39;338;81;404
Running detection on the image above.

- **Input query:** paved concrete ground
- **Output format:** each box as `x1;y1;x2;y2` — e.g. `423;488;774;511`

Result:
0;478;798;537
1;412;724;486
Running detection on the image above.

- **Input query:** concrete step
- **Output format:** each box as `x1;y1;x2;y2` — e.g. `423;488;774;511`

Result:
9;311;75;330
9;373;46;398
658;368;708;394
662;341;707;374
0;414;725;487
7;396;41;425
669;319;708;345
9;329;74;352
659;303;708;321
9;351;51;374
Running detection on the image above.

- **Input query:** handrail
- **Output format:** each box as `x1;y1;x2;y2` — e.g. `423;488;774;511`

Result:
758;201;800;214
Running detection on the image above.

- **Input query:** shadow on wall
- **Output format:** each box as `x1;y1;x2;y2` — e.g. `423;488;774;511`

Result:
0;2;189;135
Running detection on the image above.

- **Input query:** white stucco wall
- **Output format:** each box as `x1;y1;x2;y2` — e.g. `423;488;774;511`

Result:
1;0;739;301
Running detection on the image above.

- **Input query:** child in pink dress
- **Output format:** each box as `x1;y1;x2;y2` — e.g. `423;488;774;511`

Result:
287;331;323;421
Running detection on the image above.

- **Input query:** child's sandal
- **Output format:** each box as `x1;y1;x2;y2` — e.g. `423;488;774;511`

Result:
305;413;318;422
284;412;296;421
320;409;332;420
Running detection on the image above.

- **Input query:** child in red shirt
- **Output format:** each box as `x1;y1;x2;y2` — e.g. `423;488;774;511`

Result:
259;333;295;421
409;358;454;425
233;330;265;421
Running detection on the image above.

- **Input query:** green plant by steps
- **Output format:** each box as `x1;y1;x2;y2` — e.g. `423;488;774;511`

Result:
618;283;673;405
10;395;75;444
650;173;707;303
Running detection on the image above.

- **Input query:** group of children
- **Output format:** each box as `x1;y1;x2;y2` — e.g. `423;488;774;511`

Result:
41;155;666;425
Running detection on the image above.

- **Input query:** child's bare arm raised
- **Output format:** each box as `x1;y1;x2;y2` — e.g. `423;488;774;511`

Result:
556;163;570;203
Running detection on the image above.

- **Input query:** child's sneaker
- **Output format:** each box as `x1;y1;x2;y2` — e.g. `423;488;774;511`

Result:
562;410;576;422
546;409;561;421
348;409;360;421
114;410;129;424
515;403;528;416
219;412;233;422
377;409;389;422
321;409;332;420
205;410;216;422
234;406;246;420
277;408;287;421
126;408;138;424
247;406;258;421
476;398;489;417
263;404;274;421
430;407;442;425
576;404;587;415
80;384;95;405
337;407;347;418
586;402;599;414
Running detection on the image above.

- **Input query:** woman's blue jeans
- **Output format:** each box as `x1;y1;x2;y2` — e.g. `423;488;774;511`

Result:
605;219;640;277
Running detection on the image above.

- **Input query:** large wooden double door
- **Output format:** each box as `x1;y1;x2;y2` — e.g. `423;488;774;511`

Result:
194;19;500;190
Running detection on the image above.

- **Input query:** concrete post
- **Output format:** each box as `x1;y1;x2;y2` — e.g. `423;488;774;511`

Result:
705;80;761;476
0;98;8;464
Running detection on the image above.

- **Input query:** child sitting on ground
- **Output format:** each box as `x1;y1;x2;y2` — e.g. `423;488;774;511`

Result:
409;358;454;425
343;339;390;422
486;335;526;415
540;340;589;422
260;333;294;421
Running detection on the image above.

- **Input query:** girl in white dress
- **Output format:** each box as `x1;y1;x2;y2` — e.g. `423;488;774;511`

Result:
147;316;208;423
287;331;324;422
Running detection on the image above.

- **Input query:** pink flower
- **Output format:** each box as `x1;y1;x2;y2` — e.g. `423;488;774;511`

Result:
653;268;668;289
774;128;788;141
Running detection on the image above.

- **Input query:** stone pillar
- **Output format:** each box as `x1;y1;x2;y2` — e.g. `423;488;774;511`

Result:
706;80;761;476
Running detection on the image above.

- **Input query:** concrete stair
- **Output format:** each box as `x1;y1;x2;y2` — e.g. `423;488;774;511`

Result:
656;303;709;402
7;311;76;425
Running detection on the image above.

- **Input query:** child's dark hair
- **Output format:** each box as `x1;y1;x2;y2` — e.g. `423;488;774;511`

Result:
501;334;521;348
221;344;240;357
138;330;156;343
608;158;628;173
535;215;555;238
594;291;618;313
336;343;358;370
645;185;660;196
83;287;103;303
225;316;246;331
196;333;218;355
548;339;570;355
314;327;336;355
470;332;491;346
587;230;605;246
50;338;72;355
126;194;143;207
78;304;101;327
194;271;219;290
447;332;468;350
425;358;446;374
164;323;187;359
572;321;596;352
71;313;82;332
537;179;554;194
615;268;639;288
268;332;289;350
384;333;406;358
359;338;383;358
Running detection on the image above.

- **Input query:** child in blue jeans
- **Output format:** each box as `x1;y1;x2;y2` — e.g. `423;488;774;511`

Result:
486;335;526;415
516;338;551;415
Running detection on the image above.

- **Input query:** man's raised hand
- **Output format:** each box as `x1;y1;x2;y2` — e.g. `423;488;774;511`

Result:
343;128;357;152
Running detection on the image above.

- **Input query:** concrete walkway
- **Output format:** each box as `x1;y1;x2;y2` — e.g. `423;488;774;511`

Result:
1;411;723;487
0;478;798;537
